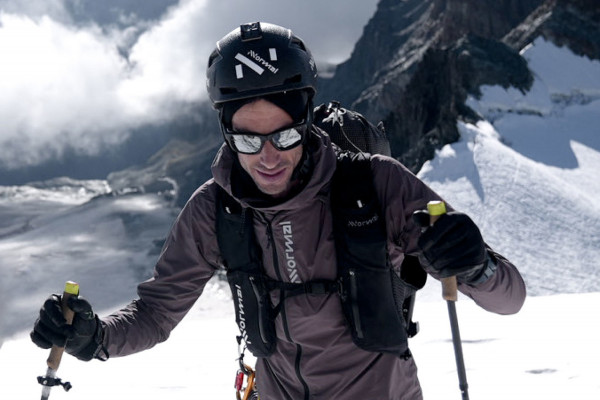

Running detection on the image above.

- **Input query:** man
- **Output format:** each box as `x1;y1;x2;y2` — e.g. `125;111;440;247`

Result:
31;22;526;399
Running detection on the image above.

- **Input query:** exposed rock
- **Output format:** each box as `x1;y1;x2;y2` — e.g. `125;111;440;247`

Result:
316;0;598;173
504;0;600;59
374;35;532;171
107;107;222;206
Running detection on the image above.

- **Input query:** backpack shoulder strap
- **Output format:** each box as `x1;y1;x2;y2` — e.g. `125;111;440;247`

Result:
215;186;261;272
331;151;387;270
215;186;278;357
331;151;424;344
331;151;377;210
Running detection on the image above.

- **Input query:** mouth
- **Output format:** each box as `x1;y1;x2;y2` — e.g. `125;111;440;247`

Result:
256;168;286;181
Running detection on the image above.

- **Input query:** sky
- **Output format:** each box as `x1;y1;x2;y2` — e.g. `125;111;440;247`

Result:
0;36;599;399
0;0;378;171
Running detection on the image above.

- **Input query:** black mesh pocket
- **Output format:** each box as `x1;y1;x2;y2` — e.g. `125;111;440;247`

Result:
227;270;277;358
339;266;409;355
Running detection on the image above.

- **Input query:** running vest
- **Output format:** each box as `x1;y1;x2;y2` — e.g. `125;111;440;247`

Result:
216;151;426;359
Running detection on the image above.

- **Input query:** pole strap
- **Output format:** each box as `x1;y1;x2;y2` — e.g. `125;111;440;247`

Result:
37;375;72;392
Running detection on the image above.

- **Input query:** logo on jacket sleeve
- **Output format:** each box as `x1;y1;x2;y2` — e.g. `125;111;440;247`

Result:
280;221;301;283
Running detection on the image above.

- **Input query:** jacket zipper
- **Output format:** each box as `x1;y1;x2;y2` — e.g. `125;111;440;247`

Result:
349;269;364;339
266;221;310;400
249;276;269;344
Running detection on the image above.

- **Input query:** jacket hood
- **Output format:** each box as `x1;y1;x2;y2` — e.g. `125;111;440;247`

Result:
211;127;337;212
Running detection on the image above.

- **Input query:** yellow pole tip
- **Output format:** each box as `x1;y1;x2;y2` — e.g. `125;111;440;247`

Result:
64;281;80;296
427;200;447;216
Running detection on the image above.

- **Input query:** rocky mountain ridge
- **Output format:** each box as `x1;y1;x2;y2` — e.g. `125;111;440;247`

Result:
316;0;599;172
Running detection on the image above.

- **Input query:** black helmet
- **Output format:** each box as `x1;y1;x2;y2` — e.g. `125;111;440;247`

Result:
206;22;318;107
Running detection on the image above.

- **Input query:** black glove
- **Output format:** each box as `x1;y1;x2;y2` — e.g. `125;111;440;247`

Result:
414;211;495;285
31;295;108;361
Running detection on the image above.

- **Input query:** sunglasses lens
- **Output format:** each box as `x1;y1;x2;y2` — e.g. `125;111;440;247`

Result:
272;128;303;150
230;135;263;154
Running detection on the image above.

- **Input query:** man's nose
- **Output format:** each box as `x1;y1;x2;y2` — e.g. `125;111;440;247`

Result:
259;140;280;166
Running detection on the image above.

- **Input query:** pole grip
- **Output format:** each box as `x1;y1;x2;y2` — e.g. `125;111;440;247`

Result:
441;276;458;302
426;201;458;302
46;281;80;371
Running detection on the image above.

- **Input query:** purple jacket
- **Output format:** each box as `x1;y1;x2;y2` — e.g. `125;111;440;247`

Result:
102;129;526;399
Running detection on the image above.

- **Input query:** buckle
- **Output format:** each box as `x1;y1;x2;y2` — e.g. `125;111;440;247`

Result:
307;282;327;295
306;281;338;295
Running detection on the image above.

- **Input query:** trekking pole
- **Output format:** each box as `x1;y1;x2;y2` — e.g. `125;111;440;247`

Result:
37;281;79;400
427;201;470;400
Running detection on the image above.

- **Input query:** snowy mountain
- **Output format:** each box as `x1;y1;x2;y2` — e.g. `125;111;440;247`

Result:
0;182;176;339
419;38;600;296
318;0;600;174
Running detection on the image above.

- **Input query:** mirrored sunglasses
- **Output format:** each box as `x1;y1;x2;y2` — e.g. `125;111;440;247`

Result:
222;117;309;155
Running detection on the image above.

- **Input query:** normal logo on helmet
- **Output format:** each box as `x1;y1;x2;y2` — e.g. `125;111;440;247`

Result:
234;48;279;79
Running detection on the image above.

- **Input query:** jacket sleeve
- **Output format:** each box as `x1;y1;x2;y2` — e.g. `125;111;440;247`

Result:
371;155;526;316
101;182;221;357
458;249;526;314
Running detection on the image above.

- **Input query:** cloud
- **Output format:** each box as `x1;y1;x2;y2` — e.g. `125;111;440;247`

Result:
117;0;212;115
0;0;378;170
0;4;211;169
0;14;132;168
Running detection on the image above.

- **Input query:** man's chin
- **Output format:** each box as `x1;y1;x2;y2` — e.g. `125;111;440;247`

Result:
256;183;289;198
253;171;291;198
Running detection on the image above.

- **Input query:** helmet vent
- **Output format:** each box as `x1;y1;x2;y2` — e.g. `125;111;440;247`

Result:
207;50;220;68
284;74;303;85
220;87;238;95
290;36;307;52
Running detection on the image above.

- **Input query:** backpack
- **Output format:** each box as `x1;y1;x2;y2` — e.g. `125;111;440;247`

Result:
313;101;391;157
216;102;426;358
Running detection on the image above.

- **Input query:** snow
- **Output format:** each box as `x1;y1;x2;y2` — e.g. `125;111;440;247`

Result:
1;39;600;399
1;283;599;399
424;38;600;296
0;186;176;339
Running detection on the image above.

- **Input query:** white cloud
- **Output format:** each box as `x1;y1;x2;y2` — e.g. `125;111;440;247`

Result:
0;14;132;168
117;0;212;116
0;0;378;170
0;6;211;169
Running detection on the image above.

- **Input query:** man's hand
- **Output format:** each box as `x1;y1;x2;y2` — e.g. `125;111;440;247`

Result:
31;295;106;361
414;211;494;285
